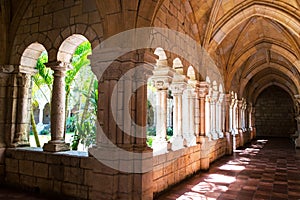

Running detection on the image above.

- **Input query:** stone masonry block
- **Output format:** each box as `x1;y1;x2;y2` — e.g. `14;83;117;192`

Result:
49;164;64;181
36;177;53;192
64;166;84;184
5;172;20;185
62;182;77;197
34;162;48;178
25;151;46;162
5;158;19;173
19;160;33;176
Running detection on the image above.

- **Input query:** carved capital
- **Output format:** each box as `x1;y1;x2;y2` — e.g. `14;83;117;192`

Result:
199;81;209;98
151;65;174;90
152;78;172;90
170;82;187;95
0;65;15;73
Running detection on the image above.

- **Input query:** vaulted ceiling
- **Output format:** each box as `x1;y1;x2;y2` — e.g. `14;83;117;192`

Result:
1;0;299;103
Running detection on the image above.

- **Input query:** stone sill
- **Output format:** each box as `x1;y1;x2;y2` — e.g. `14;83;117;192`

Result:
7;147;89;158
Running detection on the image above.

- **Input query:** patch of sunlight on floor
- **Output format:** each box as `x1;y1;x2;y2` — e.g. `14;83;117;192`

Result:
177;192;208;200
204;174;236;184
219;164;245;171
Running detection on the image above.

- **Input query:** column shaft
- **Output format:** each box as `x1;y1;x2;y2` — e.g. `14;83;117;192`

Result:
43;63;70;152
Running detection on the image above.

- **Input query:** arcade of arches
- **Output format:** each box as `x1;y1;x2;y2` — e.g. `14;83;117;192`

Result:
0;0;299;199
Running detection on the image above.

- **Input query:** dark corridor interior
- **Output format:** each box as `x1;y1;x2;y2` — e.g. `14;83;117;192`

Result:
255;86;296;137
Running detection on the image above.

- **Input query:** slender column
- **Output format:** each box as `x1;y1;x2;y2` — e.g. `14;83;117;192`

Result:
237;100;243;131
251;107;256;138
224;93;233;155
151;58;174;155
205;93;211;140
210;82;219;140
199;80;210;170
232;93;238;135
248;104;253;131
199;82;209;137
183;86;196;146
210;100;216;139
169;60;187;151
217;93;224;138
294;95;300;147
170;82;186;151
11;65;37;147
0;65;15;147
43;62;70;152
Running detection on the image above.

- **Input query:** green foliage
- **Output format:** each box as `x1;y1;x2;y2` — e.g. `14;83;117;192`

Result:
66;116;76;133
33;51;53;89
66;41;92;95
146;136;154;147
30;41;97;150
167;127;173;136
40;129;50;135
147;127;156;136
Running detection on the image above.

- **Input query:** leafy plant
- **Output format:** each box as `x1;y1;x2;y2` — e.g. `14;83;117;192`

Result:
167;127;173;136
66;116;76;133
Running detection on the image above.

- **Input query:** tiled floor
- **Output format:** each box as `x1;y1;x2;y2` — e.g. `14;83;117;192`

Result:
1;138;300;200
156;138;300;200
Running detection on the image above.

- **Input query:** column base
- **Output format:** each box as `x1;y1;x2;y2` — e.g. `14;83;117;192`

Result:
211;131;218;140
225;132;233;155
10;141;30;148
43;142;70;152
152;138;168;156
218;131;224;138
200;157;210;171
170;136;184;151
184;135;197;147
295;137;300;148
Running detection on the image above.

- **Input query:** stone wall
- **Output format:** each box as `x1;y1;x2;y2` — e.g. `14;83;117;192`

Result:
152;144;201;196
153;137;228;196
0;148;5;184
255;86;296;137
208;138;226;163
5;148;91;199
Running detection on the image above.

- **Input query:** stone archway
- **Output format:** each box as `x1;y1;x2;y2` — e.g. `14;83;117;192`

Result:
255;86;296;137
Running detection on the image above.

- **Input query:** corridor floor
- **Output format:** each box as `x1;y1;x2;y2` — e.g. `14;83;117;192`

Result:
156;138;300;200
1;138;300;200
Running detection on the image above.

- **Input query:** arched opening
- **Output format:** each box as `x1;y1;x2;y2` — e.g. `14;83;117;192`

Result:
57;35;97;151
19;42;52;148
255;85;296;137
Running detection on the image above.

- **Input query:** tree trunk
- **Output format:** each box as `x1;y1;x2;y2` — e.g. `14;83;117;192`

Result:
30;110;41;147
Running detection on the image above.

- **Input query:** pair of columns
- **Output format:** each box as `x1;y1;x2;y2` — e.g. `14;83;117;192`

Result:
205;80;225;140
0;63;70;151
237;99;247;132
151;59;200;155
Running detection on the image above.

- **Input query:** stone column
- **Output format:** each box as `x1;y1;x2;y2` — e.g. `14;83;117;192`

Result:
0;65;16;147
231;92;238;150
89;50;155;199
205;91;211;140
225;93;233;155
294;95;300;147
11;65;37;147
199;81;210;171
43;62;70;152
217;92;224;138
242;100;247;132
199;82;209;137
183;85;197;147
169;74;187;151
210;81;219;140
151;58;174;155
251;107;256;138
